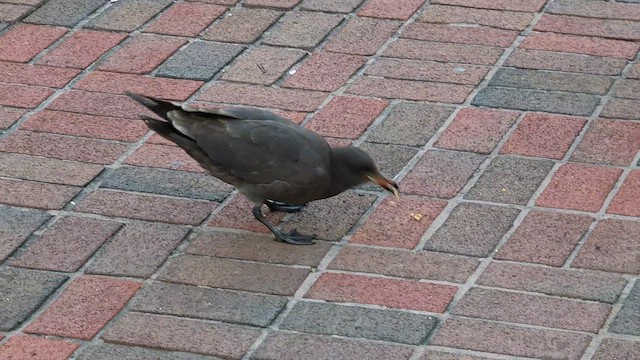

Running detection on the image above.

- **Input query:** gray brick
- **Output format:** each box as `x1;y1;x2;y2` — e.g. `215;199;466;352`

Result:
490;68;613;95
610;281;640;335
505;49;627;76
473;87;600;116
25;0;104;27
425;203;520;256
131;281;287;327
77;344;220;360
264;11;342;50
358;142;417;179
0;267;67;330
202;8;282;44
466;156;554;205
86;0;172;31
156;41;244;80
367;102;454;146
101;166;233;201
281;301;437;344
0;204;50;262
300;0;363;12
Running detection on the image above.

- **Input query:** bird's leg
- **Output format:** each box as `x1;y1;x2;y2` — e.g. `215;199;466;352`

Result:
251;205;315;245
264;199;307;213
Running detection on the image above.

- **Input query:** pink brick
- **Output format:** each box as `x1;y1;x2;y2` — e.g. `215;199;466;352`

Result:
0;177;79;210
74;71;203;101
26;276;140;340
608;170;640;217
572;120;640;166
0;106;28;129
48;90;156;119
536;14;640;41
347;76;473;103
501;113;586;159
384;38;504;65
324;17;402;56
537;163;622;212
350;196;446;249
432;0;546;12
0;24;67;62
99;34;187;74
358;0;425;20
306;96;388;139
573;219;640;275
22;110;148;142
0;335;78;360
244;0;300;9
402;23;518;47
199;82;328;111
283;51;367;92
38;30;127;69
436;108;520;154
124;143;206;173
209;194;284;234
420;5;535;30
306;273;458;312
0;83;53;108
521;32;640;60
145;2;227;37
0;61;80;87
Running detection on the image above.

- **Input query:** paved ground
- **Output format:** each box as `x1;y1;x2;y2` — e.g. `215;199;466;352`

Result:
0;0;639;359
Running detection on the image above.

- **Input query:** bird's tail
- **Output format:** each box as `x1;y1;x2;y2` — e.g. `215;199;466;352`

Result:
124;91;179;120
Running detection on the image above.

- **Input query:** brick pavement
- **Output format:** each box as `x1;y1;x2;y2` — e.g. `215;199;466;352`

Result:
0;0;638;359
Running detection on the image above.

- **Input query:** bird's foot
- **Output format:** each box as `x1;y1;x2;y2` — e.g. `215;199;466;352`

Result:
264;200;307;213
275;229;316;245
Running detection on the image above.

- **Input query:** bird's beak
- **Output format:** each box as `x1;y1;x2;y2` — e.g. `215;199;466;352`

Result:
367;174;399;197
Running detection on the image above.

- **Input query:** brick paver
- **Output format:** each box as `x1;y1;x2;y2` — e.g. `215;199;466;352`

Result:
1;1;639;359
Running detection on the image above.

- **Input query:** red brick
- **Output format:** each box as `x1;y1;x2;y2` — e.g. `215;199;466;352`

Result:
0;335;78;360
367;58;489;85
0;177;79;210
402;23;518;47
453;287;610;332
0;61;80;87
124;143;206;173
26;276;140;340
202;7;283;43
479;261;627;303
186;230;332;266
306;96;387;139
0;24;67;62
573;219;640;275
199;82;328;111
0;3;31;22
593;338;640;360
521;32;640;60
549;0;640;21
255;332;413;360
572;120;640;166
616;79;640;99
0;130;128;164
0;106;27;129
358;0;425;20
98;34;187;74
536;14;640;41
209;194;284;233
432;0;546;12
102;312;260;358
347;76;473;103
283;51;367;92
421;351;494;360
601;98;640;120
74;71;203;101
350;196;446;249
436;108;519;154
505;49;628;76
385;39;503;65
22;110;148;142
306;273;458;312
37;30;126;69
145;3;226;36
160;254;309;295
244;0;299;9
432;317;592;360
221;45;305;85
630;63;640;79
11;216;121;272
329;246;479;283
0;153;103;186
419;5;534;30
501;113;586;159
536;163;622;212
75;189;216;225
300;0;363;13
401;150;484;198
0;83;53;108
324;17;402;56
497;211;593;267
608;170;640;217
48;90;157;119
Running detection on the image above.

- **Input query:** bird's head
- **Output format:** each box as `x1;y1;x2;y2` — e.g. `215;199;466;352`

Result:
332;147;399;197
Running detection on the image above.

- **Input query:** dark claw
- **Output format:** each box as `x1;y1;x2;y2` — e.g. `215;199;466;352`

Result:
264;199;307;213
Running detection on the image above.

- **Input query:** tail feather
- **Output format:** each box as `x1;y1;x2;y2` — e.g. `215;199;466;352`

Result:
124;91;179;120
